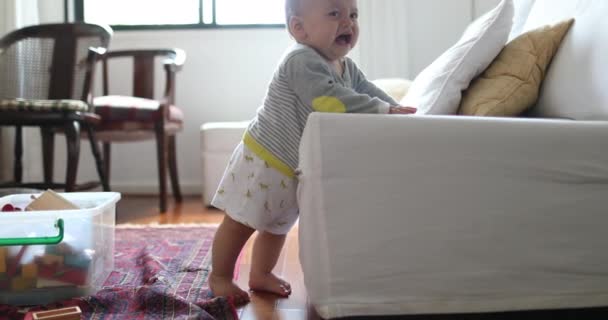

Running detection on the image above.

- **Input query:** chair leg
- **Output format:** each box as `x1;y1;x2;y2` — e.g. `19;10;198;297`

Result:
103;143;111;186
86;126;110;191
168;135;182;202
155;124;168;213
64;121;80;192
13;126;23;183
41;127;55;186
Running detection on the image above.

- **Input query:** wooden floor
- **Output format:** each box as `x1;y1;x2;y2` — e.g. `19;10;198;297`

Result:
117;195;319;320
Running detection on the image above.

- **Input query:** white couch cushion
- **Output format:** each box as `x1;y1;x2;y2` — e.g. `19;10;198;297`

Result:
523;0;608;120
400;0;513;115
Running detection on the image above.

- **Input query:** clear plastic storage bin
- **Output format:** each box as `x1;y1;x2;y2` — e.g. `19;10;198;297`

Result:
0;192;120;305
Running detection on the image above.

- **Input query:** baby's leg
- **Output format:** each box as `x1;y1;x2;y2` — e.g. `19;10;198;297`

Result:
209;215;255;304
248;231;292;297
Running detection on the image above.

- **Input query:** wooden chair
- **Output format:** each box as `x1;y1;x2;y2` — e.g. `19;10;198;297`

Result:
93;49;185;212
0;23;112;192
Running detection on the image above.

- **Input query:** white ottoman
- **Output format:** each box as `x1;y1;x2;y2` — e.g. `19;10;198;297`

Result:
200;121;248;206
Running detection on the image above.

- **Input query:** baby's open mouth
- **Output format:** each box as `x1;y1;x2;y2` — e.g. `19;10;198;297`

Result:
335;34;352;46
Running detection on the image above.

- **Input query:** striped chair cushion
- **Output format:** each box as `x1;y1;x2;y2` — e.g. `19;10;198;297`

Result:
0;99;89;112
93;95;184;123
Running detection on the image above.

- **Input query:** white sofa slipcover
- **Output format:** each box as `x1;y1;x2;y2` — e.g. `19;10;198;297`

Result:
298;0;608;318
299;114;608;319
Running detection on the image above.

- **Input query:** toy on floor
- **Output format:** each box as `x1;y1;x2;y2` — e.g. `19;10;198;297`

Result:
1;204;22;211
25;306;82;320
26;190;79;211
2;189;79;213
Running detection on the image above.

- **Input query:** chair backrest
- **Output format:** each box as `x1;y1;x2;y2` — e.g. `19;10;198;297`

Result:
101;49;185;105
0;23;112;105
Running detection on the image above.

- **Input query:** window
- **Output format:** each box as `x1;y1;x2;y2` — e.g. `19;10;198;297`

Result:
75;0;286;30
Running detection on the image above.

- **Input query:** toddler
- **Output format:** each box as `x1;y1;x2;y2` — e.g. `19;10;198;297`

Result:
209;0;416;303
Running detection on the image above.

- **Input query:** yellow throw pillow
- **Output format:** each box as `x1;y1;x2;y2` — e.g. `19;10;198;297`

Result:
458;18;574;117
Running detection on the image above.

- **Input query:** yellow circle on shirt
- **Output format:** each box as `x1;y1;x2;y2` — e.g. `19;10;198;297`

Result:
312;96;346;113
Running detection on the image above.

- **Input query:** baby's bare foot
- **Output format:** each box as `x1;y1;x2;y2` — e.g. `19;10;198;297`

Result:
209;272;250;305
249;272;292;297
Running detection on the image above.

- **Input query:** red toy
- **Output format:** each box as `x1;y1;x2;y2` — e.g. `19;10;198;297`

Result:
1;204;22;211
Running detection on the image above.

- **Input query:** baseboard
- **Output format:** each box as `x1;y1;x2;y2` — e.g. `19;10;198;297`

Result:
109;182;201;196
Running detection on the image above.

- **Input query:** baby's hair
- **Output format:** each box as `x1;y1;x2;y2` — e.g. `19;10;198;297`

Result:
285;0;301;27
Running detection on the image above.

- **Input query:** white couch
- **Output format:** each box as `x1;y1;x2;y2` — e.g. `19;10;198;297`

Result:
298;0;608;318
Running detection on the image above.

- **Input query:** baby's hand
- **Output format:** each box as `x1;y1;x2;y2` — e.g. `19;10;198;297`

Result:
389;106;417;114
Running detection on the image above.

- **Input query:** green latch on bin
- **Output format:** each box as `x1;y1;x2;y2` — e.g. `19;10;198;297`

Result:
0;219;64;246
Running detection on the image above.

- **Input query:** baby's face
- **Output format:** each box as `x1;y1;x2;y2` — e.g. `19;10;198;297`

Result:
297;0;359;62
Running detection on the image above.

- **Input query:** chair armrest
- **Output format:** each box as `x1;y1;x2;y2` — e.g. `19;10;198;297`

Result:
102;49;186;72
161;49;186;106
99;48;186;108
88;46;107;57
163;48;186;73
81;47;107;107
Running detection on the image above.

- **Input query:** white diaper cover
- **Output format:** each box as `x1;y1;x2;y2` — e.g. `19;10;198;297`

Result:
211;142;299;235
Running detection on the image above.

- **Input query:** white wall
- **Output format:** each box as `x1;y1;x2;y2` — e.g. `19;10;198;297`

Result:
3;0;505;195
474;0;502;17
406;0;475;77
354;0;501;80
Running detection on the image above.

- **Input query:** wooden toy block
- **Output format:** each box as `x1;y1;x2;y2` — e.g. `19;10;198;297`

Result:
21;262;38;278
46;243;76;255
0;247;6;273
30;306;82;320
39;264;87;286
36;277;73;288
26;189;79;211
39;254;65;266
7;245;28;276
0;275;8;290
11;276;36;291
64;253;92;269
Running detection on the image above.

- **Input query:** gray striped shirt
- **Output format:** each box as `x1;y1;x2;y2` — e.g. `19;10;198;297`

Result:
245;44;397;175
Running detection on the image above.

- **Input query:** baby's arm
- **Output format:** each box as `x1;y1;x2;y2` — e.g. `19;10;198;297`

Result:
389;106;417;114
355;77;399;107
286;52;391;114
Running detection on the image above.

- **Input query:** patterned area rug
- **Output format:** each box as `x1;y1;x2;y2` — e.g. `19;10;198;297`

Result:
0;224;238;320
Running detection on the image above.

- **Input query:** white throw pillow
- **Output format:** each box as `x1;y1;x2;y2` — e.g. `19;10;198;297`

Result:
401;0;513;115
